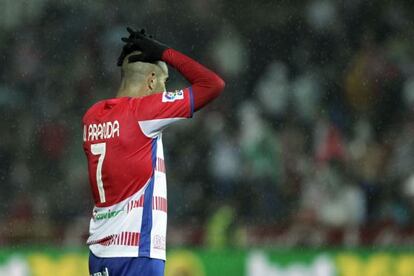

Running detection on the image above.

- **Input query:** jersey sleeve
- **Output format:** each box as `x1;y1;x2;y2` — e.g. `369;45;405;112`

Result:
130;87;194;138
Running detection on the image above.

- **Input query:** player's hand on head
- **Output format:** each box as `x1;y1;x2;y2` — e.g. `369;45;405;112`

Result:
117;41;141;66
120;27;168;64
117;27;148;66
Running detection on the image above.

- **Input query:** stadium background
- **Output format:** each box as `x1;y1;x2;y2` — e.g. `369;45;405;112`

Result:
1;0;414;275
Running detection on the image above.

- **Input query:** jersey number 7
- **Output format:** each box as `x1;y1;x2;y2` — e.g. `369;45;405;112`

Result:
91;143;106;203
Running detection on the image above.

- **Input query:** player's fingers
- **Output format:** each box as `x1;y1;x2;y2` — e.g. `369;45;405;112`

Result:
117;57;124;66
126;27;136;35
117;52;127;66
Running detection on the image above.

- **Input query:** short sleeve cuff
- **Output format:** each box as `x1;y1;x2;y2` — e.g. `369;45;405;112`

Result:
188;86;194;118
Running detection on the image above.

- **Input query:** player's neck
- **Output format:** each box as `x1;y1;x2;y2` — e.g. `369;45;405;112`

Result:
116;85;148;98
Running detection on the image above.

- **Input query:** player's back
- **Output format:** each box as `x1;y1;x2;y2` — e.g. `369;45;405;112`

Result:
83;97;153;208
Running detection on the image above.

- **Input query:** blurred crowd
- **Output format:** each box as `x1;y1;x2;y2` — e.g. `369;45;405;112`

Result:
2;0;414;248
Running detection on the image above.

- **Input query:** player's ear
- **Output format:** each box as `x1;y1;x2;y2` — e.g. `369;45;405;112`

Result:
147;72;157;91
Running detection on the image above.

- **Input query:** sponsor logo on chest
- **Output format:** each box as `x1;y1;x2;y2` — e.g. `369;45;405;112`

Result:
93;209;123;221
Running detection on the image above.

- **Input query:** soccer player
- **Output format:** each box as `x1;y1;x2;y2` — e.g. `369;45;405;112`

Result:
82;27;225;276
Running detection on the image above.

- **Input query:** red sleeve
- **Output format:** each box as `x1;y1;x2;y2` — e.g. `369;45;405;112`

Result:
129;89;192;137
162;48;225;112
130;88;192;121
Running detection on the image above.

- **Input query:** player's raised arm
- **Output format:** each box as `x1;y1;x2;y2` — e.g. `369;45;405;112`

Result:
122;27;225;112
161;49;225;111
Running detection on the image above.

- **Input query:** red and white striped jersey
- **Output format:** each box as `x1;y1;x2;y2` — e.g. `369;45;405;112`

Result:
82;88;193;260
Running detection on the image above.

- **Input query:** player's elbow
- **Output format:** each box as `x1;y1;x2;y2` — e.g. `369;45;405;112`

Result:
216;76;226;93
211;75;225;98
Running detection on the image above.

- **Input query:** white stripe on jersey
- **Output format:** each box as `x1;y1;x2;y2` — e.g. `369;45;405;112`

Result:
139;118;185;138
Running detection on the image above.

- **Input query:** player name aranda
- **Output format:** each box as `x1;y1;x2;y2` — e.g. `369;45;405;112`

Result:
84;120;120;142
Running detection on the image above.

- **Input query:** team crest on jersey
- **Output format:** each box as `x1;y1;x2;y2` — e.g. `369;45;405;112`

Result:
153;235;166;250
162;90;184;102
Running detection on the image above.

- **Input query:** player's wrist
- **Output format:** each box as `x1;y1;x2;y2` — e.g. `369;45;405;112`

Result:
154;45;168;61
161;48;173;62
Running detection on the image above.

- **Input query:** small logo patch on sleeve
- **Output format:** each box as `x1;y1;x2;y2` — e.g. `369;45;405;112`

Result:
162;90;184;102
